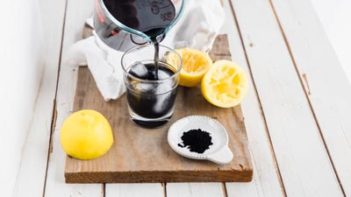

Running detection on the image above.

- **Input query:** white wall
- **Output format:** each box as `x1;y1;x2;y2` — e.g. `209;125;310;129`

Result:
0;0;43;195
310;0;351;83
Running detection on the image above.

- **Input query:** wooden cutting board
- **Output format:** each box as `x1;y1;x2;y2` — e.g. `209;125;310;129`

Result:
64;35;253;183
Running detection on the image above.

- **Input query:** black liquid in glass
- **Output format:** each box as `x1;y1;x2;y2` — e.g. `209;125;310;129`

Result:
127;63;177;128
103;0;176;78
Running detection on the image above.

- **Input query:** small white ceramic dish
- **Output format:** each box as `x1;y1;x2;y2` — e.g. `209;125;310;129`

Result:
167;115;233;165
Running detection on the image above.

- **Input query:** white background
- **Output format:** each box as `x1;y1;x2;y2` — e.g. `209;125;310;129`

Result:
310;0;351;83
0;0;43;195
0;0;350;196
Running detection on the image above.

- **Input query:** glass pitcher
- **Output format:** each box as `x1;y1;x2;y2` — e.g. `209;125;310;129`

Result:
94;0;185;50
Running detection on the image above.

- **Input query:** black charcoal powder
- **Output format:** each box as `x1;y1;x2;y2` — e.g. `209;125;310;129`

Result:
178;129;213;154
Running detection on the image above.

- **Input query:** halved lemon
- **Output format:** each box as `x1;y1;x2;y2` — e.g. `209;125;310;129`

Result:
60;110;114;160
201;60;248;108
167;48;212;87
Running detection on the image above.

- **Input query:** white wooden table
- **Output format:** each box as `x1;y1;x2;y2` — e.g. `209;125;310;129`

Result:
13;0;351;196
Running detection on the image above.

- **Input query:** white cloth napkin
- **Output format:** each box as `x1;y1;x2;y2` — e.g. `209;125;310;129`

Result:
65;0;224;101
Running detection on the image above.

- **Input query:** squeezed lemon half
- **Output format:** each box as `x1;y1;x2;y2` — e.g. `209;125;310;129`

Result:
201;60;248;108
167;48;212;87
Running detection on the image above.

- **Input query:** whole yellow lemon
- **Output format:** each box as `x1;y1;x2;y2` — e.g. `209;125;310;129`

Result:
60;110;114;160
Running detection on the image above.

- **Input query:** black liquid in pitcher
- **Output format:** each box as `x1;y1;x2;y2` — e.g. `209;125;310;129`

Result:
103;0;177;78
126;63;177;128
102;0;176;38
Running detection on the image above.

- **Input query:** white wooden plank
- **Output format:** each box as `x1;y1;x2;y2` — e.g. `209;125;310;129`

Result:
13;0;67;196
44;0;102;196
227;183;264;197
106;184;164;197
270;0;351;195
167;183;224;197
230;0;344;196
222;0;285;196
167;1;284;196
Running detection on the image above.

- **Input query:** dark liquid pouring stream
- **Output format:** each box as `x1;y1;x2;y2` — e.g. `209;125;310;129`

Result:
153;41;159;79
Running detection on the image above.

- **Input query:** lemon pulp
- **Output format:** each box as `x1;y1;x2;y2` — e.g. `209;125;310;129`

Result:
167;48;212;87
201;60;248;108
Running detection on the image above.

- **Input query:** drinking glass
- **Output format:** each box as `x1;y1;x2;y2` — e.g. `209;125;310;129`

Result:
121;45;182;128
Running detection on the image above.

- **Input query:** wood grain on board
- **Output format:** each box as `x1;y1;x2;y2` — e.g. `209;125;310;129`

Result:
64;35;253;183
